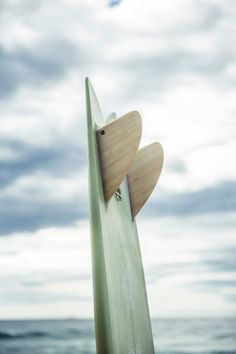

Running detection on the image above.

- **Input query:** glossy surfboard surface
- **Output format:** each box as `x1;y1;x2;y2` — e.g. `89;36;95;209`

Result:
86;78;155;354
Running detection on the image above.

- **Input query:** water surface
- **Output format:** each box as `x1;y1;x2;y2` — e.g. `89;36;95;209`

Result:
0;318;235;353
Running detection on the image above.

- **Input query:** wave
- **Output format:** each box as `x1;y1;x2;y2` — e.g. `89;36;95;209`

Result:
0;328;93;341
0;330;49;340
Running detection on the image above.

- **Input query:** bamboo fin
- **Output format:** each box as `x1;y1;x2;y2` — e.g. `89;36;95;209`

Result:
128;142;164;219
96;111;142;201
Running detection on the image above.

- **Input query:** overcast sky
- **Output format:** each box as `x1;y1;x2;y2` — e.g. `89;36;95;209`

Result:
0;0;235;319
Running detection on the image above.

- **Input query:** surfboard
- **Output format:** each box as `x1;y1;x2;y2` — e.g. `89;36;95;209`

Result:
86;78;162;354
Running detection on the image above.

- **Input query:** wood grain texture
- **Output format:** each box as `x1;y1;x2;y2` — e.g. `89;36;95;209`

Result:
128;142;164;219
96;111;142;201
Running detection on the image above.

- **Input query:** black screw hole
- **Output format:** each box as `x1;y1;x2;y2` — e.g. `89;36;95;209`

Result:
100;130;105;135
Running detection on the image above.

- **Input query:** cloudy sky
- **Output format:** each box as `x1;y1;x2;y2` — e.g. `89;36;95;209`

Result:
0;0;235;319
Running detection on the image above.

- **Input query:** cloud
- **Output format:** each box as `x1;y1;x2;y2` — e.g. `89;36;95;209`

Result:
0;0;235;319
146;245;236;298
108;0;123;7
166;159;186;174
0;136;234;235
0;137;88;235
0;225;93;316
0;138;86;188
146;261;203;284
1;289;90;305
146;181;236;217
0;176;86;238
0;189;87;235
0;39;78;99
203;247;236;273
0;178;234;236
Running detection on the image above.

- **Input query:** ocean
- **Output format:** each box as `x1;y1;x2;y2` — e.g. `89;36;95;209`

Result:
0;318;235;354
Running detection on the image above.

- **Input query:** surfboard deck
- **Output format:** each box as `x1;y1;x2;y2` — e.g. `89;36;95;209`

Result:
86;78;155;354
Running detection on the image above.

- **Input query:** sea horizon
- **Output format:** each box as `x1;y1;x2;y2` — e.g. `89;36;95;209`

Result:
1;315;236;321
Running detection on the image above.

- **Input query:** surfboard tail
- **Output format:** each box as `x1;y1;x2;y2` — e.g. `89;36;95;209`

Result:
86;78;163;354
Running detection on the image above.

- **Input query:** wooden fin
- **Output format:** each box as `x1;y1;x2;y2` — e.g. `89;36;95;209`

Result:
96;111;142;201
128;142;164;219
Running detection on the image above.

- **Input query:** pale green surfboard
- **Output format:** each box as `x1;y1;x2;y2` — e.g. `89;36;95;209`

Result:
86;78;156;354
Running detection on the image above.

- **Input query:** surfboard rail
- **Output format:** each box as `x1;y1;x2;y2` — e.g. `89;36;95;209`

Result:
86;77;163;354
